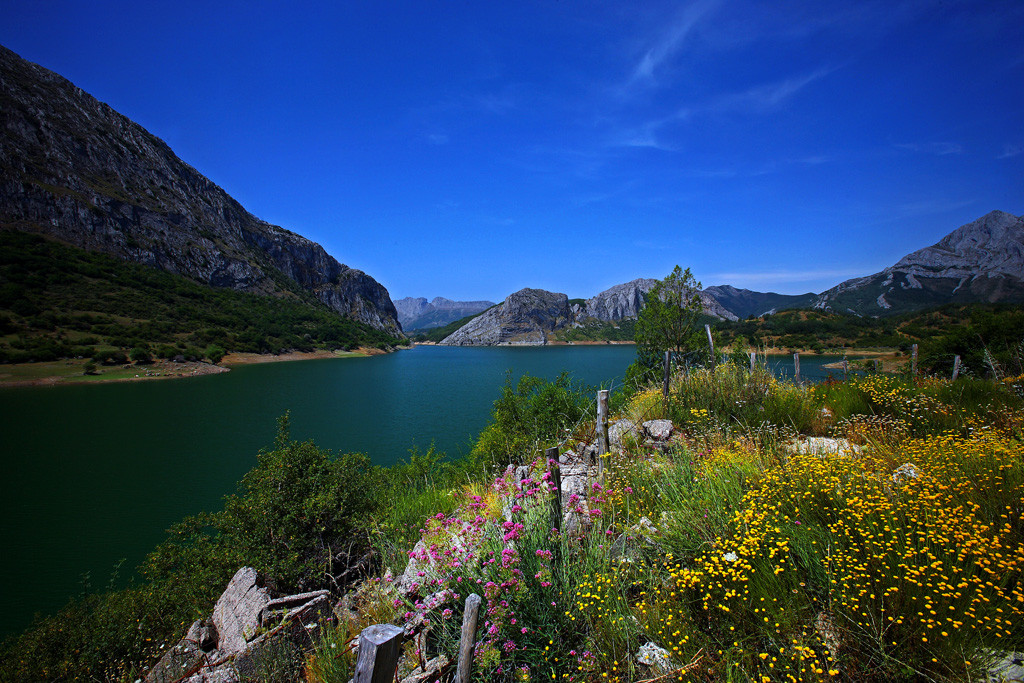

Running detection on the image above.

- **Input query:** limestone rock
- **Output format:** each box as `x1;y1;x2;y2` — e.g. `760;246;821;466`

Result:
787;437;861;458
584;279;658;321
988;651;1024;682
892;463;920;484
608;419;640;450
439;288;571;345
643;419;673;441
636;642;674;676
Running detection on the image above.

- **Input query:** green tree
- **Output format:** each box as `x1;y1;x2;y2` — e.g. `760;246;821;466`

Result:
629;265;705;381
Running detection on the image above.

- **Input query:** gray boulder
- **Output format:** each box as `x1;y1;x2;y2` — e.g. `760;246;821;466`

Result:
643;419;673;441
608;419;640;450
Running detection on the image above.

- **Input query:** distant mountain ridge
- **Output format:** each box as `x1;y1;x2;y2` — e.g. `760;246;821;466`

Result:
436;210;1023;345
0;45;402;335
394;297;495;331
703;286;817;318
812;210;1024;315
438;281;738;346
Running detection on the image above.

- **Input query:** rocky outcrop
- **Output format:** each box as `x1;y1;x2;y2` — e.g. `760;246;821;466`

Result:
584;279;658;321
438;288;570;345
144;567;333;683
585;278;738;322
0;45;401;335
813;211;1024;316
437;279;742;346
394;296;495;330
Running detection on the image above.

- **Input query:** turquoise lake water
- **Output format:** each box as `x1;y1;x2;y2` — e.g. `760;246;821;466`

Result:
0;346;852;634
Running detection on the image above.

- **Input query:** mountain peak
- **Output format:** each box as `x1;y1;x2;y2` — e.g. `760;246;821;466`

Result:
814;210;1024;315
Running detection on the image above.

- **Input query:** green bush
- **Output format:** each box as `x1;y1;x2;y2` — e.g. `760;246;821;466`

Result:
204;344;225;364
469;372;592;474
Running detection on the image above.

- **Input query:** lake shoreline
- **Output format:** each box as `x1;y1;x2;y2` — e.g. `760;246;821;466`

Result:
0;348;378;387
0;343;904;387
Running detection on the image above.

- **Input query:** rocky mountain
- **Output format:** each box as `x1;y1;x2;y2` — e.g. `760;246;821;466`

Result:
438;280;739;346
393;296;495;331
439;289;572;345
703;285;817;318
813;210;1024;316
0;45;401;335
583;279;658;321
585;278;738;322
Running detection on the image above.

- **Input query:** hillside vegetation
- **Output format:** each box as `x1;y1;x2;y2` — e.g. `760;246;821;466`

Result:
0;230;407;364
3;348;1023;681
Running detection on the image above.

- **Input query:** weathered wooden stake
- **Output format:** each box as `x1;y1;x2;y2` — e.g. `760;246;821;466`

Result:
911;344;918;377
874;359;880;373
952;355;961;381
793;352;801;385
842;355;848;382
662;350;671;398
749;351;756;373
596;390;609;457
596;390;609;482
705;324;715;370
546;446;561;533
353;624;404;683
455;594;484;683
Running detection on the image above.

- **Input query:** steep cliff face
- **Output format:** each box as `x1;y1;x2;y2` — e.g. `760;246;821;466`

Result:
0;45;401;335
585;278;738;322
439;289;571;345
813;211;1024;316
584;279;657;321
393;296;495;330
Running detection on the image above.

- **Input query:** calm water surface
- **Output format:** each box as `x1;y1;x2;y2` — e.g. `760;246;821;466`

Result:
0;346;851;634
0;345;634;634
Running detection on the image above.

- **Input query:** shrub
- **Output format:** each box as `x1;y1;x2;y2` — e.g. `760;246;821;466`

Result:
204;344;225;364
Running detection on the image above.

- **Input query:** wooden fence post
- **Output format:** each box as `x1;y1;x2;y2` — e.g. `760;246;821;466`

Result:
749;351;755;373
455;594;484;683
911;344;918;377
952;355;961;381
705;324;715;370
793;352;800;385
596;390;609;457
546;447;561;533
662;351;671;398
353;624;404;683
842;355;848;382
874;359;879;373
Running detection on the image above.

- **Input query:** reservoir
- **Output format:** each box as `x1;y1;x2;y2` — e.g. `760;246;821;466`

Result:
0;346;851;635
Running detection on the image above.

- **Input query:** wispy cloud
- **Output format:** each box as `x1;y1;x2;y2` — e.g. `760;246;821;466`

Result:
703;66;838;115
895;141;963;156
606;65;837;151
630;0;721;85
998;144;1022;159
427;133;449;145
706;268;867;287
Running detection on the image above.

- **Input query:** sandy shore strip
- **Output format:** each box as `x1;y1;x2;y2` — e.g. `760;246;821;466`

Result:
0;348;379;387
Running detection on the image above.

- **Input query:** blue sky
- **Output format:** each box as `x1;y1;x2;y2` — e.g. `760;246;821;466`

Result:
2;1;1021;302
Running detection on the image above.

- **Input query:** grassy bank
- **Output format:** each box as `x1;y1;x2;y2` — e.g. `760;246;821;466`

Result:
1;360;1022;681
